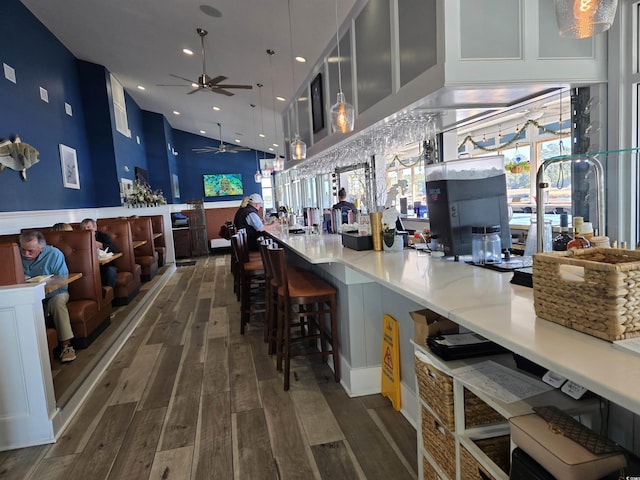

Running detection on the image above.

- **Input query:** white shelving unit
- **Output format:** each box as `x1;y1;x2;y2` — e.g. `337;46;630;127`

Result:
413;342;599;480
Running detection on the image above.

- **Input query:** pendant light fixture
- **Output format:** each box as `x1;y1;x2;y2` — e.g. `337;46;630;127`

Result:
287;0;306;160
329;0;354;133
554;0;618;39
251;102;262;183
267;49;284;172
257;82;272;180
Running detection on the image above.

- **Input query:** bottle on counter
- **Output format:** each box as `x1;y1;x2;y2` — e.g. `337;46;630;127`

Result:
567;228;591;249
552;213;573;251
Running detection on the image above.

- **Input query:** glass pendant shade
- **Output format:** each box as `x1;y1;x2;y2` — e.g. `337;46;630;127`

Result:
290;134;306;160
254;170;262;183
555;0;618;39
330;92;355;133
274;155;283;171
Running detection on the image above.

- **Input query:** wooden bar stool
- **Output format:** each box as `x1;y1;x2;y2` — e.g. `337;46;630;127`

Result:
231;228;260;300
230;233;265;334
268;246;340;390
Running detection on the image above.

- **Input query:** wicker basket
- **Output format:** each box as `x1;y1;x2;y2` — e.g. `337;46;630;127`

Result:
533;248;640;341
415;358;455;428
421;406;456;480
459;436;511;480
415;356;505;430
423;456;445;480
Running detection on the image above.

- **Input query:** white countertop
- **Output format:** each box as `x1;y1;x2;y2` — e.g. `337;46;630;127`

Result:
269;230;640;416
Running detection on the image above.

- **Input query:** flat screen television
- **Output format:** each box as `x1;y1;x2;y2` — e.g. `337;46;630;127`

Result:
203;173;244;197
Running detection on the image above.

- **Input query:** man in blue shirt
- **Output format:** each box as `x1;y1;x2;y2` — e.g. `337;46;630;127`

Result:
19;231;76;363
234;193;274;251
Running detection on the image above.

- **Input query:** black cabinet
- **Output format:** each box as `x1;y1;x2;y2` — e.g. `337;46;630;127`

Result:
173;228;191;258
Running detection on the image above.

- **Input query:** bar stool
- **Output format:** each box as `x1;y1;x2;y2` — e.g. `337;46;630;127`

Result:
268;245;340;390
232;228;260;301
230;233;265;334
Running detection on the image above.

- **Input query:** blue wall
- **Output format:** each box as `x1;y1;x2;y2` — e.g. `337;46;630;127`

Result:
173;129;264;202
0;0;259;212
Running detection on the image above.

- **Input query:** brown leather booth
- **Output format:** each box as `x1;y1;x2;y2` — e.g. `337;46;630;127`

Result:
43;230;114;349
148;215;166;267
97;219;142;305
0;242;59;362
128;216;159;281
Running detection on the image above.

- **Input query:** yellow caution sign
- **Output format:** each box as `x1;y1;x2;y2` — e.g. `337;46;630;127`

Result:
381;313;401;411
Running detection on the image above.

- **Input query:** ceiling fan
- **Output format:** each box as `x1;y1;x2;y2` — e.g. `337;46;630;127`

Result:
158;28;253;96
193;123;251;154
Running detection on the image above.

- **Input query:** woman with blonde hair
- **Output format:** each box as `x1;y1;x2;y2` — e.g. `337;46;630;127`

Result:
52;222;73;231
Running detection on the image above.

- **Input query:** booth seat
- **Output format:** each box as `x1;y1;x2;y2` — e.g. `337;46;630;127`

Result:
43;230;114;349
148;215;166;267
128;216;159;281
0;241;59;362
97;219;141;305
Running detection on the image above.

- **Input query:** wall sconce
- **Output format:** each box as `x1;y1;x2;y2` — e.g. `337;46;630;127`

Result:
555;0;618;39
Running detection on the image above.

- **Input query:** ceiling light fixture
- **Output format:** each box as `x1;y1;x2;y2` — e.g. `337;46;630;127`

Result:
555;0;618;38
182;48;194;55
287;0;306;160
329;0;354;134
267;49;284;172
137;85;145;91
251;103;262;183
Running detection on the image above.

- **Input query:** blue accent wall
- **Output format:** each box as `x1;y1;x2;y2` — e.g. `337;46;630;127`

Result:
0;0;95;211
173;129;263;202
0;0;258;212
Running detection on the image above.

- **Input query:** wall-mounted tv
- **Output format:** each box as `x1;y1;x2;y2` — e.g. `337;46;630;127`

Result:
203;173;244;197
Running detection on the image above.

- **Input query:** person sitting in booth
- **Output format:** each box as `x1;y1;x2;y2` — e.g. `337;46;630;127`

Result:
332;187;357;224
19;230;76;363
80;218;118;289
52;222;73;231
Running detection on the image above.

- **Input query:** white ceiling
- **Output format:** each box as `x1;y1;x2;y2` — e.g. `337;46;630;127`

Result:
21;0;358;155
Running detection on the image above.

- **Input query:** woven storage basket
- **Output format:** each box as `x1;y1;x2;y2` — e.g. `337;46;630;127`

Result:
459;436;511;480
533;248;640;341
423;456;445;480
422;406;456;480
415;357;506;430
415;358;455;428
465;389;505;428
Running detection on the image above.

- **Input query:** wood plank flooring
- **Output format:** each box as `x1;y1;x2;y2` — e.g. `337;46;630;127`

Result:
0;255;417;480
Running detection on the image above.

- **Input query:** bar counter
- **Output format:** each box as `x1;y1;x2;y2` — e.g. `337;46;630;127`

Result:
269;230;640;422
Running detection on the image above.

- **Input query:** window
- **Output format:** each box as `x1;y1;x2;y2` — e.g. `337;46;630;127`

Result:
110;73;131;138
385;156;424;214
261;177;274;210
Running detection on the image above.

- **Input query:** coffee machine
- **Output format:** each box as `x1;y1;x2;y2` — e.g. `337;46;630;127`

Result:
425;156;511;258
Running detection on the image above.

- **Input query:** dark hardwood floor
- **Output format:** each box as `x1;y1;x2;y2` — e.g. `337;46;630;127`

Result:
0;255;417;480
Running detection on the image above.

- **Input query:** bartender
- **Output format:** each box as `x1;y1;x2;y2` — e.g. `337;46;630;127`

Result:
332;187;357;224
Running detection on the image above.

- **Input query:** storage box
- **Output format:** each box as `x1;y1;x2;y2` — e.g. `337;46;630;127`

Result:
340;232;373;251
421;406;456;480
410;309;458;347
533;248;640;341
459;436;511;480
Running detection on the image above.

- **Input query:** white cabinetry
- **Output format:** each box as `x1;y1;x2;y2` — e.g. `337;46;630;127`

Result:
414;345;597;480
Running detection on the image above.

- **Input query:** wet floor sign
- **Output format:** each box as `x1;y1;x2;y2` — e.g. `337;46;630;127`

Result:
381;314;401;411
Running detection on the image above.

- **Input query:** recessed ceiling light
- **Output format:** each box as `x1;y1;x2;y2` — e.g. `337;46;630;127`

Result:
212;106;221;111
200;130;206;134
137;85;145;91
200;5;222;18
173;111;180;115
295;56;306;63
259;133;266;138
183;48;194;55
268;147;274;151
273;143;279;147
235;139;241;144
191;83;199;88
298;96;308;101
276;96;285;102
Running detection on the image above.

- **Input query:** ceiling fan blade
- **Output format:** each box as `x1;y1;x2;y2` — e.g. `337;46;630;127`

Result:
206;75;228;86
187;87;203;95
210;88;235;96
214;84;253;90
169;73;197;84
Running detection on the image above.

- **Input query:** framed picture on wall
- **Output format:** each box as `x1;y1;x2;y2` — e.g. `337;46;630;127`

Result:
59;144;80;189
311;72;324;134
172;174;180;198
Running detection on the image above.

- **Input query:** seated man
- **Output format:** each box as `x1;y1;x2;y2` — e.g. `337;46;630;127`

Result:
19;230;76;363
80;218;118;288
234;193;275;251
